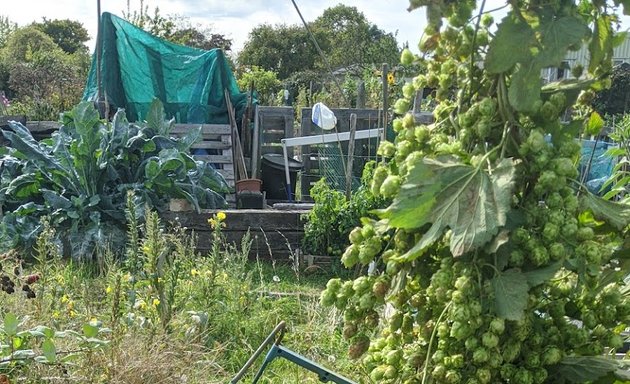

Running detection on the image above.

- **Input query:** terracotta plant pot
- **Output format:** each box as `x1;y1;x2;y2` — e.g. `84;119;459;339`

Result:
235;178;262;193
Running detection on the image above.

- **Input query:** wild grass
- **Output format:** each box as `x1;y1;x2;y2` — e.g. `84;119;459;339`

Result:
0;211;359;383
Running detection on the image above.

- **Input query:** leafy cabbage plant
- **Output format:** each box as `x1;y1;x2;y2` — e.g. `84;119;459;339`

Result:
0;99;230;259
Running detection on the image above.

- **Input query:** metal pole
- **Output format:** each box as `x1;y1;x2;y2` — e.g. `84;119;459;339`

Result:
230;321;286;383
345;113;357;200
381;63;389;142
96;0;103;116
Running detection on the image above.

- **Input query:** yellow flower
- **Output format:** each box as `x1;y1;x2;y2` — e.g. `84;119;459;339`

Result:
105;286;113;294
387;72;395;85
152;298;160;307
191;269;199;277
208;218;217;228
52;310;60;319
60;294;69;304
69;310;77;318
217;211;226;221
134;299;147;310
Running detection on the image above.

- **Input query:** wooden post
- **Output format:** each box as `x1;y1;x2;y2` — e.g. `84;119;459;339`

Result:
381;63;389;142
96;0;103;117
345;113;357;200
251;105;260;179
356;81;366;109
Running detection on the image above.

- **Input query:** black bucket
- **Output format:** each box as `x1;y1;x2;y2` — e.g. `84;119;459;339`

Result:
261;154;302;200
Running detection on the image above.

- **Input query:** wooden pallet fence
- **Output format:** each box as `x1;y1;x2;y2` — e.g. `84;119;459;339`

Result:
170;124;235;188
161;209;308;261
251;106;294;178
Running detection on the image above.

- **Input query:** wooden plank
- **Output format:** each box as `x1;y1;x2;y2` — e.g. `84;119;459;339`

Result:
171;124;231;135
190;142;232;150
25;121;59;132
191;154;233;163
162;210;308;231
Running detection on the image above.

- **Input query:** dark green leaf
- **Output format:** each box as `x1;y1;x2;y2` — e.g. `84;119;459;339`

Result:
589;15;614;74
380;157;516;259
42;338;56;363
485;14;536;73
4;313;19;336
509;62;543;112
553;356;620;383
524;261;563;287
580;191;630;230
492;269;529;320
538;16;589;67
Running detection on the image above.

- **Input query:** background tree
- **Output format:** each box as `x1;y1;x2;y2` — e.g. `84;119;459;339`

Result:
237;5;400;82
592;62;630;117
236;66;281;105
32;18;89;54
0;15;17;49
312;4;400;74
0;25;90;119
124;1;232;52
237;24;322;80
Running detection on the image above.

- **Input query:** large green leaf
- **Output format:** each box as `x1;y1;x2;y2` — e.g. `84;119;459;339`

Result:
3;313;19;336
491;268;529;320
379;157;516;258
524;261;563;287
42;338;56;363
589;15;614;74
552;356;620;383
538;16;589;67
580;190;630;230
485;14;536;74
145;98;172;136
508;62;543;112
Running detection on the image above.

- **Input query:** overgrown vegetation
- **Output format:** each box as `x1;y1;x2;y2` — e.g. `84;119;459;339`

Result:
0;100;229;259
302;162;387;259
321;1;630;383
1;210;358;383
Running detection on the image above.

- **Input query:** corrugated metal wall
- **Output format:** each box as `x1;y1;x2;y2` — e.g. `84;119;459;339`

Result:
544;36;630;81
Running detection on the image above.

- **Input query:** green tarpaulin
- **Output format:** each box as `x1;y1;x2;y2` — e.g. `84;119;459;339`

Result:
83;12;247;124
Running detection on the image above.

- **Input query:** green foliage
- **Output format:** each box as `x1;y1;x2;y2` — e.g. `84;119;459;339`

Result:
602;114;630;200
2;212;357;382
0;24;90;118
238;5;400;81
592;63;630;116
0;311;108;374
0;15;17;49
123;1;231;52
32;18;89;54
318;1;630;383
302;162;387;258
0;100;229;259
236;66;281;105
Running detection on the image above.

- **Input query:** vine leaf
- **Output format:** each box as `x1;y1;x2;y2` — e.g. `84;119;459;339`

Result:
491;269;529;320
585;111;605;136
379;157;516;259
550;356;620;383
589;15;614;74
580;190;630;230
509;62;543;112
485;14;536;74
523;261;563;287
538;16;589;67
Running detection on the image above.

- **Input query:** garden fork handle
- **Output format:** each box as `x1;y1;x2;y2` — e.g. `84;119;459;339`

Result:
230;321;286;383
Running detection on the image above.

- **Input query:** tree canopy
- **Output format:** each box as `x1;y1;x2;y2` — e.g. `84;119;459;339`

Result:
592;62;630;116
32;18;90;54
237;4;400;80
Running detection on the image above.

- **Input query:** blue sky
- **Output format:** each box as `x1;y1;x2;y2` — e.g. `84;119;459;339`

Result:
2;1;629;57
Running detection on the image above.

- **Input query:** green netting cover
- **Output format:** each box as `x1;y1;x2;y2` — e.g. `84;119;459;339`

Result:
83;12;247;124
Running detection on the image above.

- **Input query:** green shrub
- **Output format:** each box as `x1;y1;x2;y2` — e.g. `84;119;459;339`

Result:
0;99;229;259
